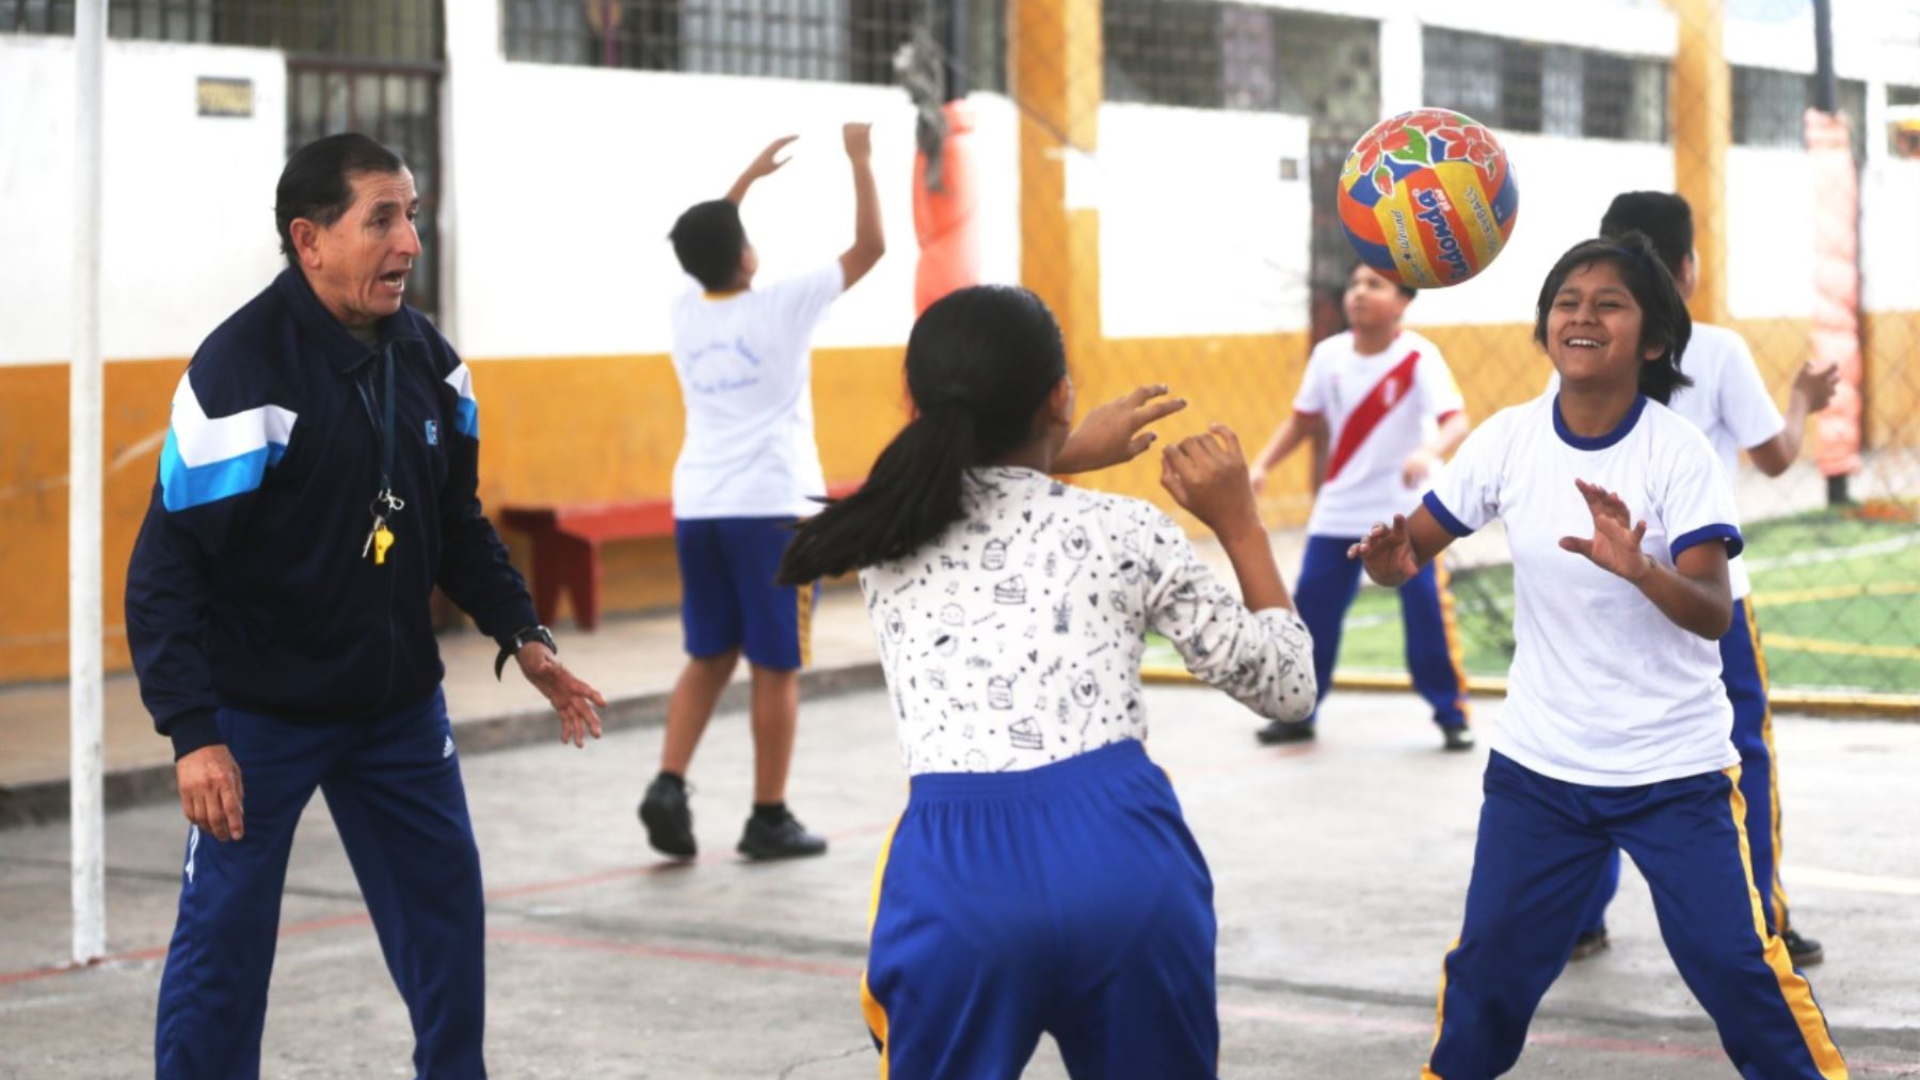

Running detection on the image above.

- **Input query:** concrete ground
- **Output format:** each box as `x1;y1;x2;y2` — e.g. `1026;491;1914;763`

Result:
2;681;1917;1078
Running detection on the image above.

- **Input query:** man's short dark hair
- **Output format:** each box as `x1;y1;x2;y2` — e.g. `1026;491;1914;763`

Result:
671;200;748;291
1598;191;1693;280
275;133;405;268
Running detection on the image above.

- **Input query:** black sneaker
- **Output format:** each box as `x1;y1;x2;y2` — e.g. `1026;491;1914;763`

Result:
1569;928;1610;961
1256;719;1317;746
737;809;828;861
1782;928;1824;966
638;776;697;859
1442;726;1476;752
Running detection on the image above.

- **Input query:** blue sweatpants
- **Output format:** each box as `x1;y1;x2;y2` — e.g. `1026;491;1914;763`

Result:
1425;752;1845;1080
862;740;1219;1080
1577;598;1792;938
154;688;486;1080
1296;534;1468;727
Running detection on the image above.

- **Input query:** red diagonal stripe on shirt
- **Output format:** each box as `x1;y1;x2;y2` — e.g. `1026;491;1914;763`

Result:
1325;350;1421;484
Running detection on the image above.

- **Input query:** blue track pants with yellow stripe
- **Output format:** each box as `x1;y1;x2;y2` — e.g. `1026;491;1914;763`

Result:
861;740;1218;1080
1296;535;1469;728
1425;752;1846;1080
1578;598;1796;937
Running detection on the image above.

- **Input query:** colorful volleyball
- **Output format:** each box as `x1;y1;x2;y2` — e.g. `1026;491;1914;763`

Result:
1337;109;1519;289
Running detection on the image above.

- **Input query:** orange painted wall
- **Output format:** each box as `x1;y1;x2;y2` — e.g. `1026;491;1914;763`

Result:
3;312;1911;684
1865;310;1919;452
0;359;184;684
0;347;917;682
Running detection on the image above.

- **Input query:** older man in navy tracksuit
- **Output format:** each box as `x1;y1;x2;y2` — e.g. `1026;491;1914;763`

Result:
127;133;605;1080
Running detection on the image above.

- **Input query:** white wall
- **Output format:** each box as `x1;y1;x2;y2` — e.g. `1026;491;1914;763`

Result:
8;1;1914;369
1726;146;1818;320
1406;133;1674;327
1860;157;1920;312
1097;104;1311;338
1246;0;1677;58
443;32;1022;359
1726;0;1920;84
0;36;286;365
443;51;1320;356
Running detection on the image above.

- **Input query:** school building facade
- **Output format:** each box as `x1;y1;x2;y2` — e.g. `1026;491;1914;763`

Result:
2;0;1917;683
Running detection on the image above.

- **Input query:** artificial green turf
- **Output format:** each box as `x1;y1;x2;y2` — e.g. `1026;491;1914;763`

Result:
1143;508;1920;694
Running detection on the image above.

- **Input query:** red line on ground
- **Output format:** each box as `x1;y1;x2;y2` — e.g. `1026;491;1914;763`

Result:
488;927;862;981
0;910;376;988
5;804;1911;1075
8;890;1917;1074
0;822;896;986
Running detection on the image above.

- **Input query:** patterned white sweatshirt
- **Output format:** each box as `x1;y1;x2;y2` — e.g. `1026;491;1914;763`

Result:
859;467;1317;775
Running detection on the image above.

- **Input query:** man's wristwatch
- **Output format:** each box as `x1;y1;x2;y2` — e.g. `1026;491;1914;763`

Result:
495;624;558;680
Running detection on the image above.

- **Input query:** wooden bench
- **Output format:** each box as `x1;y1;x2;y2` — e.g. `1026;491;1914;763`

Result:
499;480;863;630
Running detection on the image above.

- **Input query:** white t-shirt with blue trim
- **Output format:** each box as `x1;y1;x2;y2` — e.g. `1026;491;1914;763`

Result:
1546;323;1782;600
1423;394;1743;786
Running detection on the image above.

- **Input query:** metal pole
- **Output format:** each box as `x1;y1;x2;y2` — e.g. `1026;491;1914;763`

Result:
941;0;970;101
1811;0;1837;112
1811;0;1851;506
70;0;108;967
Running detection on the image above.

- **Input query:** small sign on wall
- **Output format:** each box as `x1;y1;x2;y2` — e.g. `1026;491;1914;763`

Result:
196;77;254;118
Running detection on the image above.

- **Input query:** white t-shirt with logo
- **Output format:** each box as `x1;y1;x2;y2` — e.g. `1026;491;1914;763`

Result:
1423;394;1743;787
1294;329;1466;538
669;263;844;519
1547;323;1783;600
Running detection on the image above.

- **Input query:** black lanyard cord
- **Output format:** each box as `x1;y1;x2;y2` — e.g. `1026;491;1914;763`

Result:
380;342;396;494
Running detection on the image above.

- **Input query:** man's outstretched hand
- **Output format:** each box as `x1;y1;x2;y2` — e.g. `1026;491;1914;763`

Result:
516;643;606;748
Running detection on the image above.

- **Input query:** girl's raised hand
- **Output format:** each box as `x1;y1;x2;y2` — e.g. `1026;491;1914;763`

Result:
1558;479;1652;581
1160;425;1260;539
1349;514;1418;586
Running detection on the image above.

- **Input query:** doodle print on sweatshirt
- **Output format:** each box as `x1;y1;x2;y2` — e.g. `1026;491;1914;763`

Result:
860;467;1317;775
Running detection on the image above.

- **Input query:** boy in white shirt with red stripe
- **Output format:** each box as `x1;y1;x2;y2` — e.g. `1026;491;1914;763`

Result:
1250;263;1473;749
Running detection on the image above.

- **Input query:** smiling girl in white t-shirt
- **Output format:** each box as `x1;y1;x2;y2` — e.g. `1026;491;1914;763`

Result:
1354;235;1846;1079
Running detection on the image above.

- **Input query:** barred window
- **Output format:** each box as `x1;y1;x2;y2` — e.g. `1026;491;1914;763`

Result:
1102;0;1217;109
1892;85;1920;159
1732;66;1868;161
1;0;440;63
1423;28;1666;142
1103;0;1376;118
1732;66;1806;148
501;0;1000;89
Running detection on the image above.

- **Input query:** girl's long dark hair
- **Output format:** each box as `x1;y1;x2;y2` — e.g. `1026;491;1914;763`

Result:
777;286;1067;584
1533;232;1693;404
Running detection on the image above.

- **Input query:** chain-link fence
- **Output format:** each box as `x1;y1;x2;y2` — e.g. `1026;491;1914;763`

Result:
907;0;1919;700
3;0;1911;699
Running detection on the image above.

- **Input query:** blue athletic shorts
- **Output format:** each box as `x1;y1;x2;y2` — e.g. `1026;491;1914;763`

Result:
674;516;815;671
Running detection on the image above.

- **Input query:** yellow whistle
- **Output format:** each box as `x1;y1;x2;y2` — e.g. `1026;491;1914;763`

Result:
373;526;395;565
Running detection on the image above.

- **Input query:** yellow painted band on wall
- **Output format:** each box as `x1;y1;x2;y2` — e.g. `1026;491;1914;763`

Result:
0;309;1911;684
